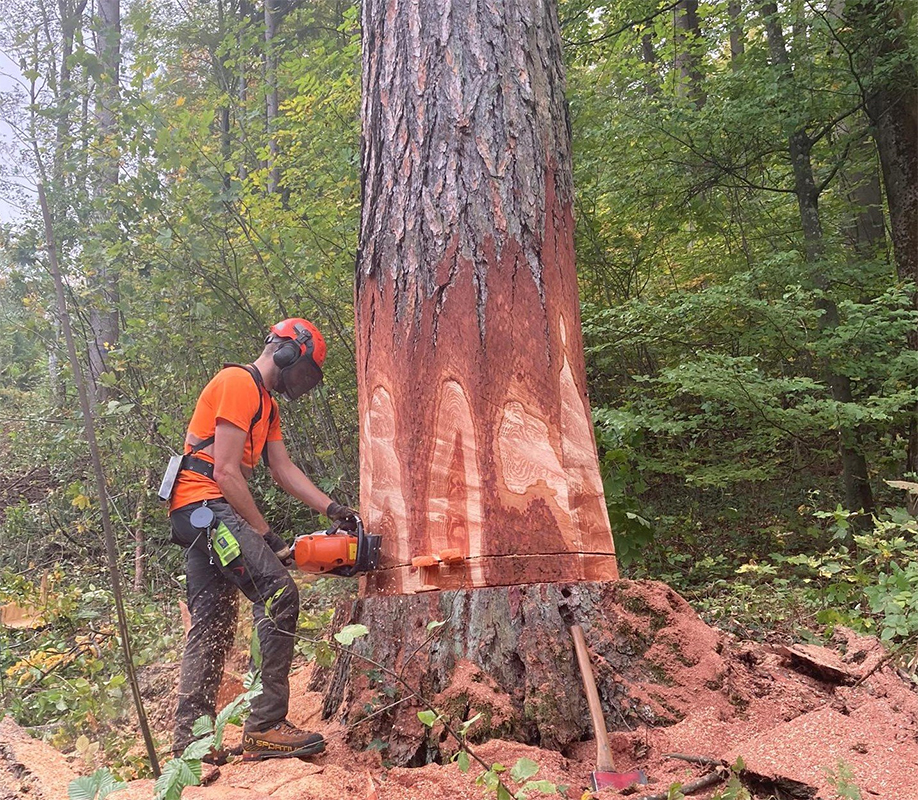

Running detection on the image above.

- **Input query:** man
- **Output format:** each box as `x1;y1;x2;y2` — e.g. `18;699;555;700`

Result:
168;317;355;762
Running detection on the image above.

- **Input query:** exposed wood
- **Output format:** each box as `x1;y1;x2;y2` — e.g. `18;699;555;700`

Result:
354;0;615;595
772;643;855;684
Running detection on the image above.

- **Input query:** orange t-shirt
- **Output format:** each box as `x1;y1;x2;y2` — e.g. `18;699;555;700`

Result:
169;366;281;512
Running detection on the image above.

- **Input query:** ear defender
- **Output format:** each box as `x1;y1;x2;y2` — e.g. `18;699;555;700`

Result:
271;322;314;368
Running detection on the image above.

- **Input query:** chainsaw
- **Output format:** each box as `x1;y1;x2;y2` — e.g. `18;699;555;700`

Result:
292;513;382;577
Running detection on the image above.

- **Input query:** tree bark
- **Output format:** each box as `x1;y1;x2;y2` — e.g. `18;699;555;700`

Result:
311;581;713;766
88;0;120;398
354;0;616;596
641;33;659;96
673;0;705;107
761;1;874;516
728;0;744;69
848;0;918;473
264;0;280;193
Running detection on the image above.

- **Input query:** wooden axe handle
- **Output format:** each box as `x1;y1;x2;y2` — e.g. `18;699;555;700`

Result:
571;624;616;772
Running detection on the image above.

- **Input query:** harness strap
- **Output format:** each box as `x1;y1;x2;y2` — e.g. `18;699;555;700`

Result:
180;454;215;480
183;364;277;478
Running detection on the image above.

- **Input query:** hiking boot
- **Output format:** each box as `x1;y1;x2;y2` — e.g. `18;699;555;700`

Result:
241;720;326;761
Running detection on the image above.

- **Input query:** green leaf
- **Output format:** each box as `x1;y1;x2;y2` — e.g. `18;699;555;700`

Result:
68;769;127;800
417;709;438;727
181;737;215;761
459;712;482;735
264;585;288;619
154;758;200;800
426;619;446;631
315;640;336;668
457;750;470;773
191;716;214;737
497;784;514;800
517;779;557;799
334;624;369;645
510;757;540;782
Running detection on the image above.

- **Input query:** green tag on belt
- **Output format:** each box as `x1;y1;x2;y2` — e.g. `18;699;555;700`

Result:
212;522;241;566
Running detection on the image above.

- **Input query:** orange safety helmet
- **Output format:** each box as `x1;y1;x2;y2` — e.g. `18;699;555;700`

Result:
266;318;326;400
268;317;327;367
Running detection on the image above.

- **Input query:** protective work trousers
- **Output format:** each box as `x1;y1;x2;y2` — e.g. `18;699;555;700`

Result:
170;500;298;753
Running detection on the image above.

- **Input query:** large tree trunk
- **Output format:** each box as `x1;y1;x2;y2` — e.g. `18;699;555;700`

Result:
761;2;874;517
312;580;716;766
354;0;616;596
321;0;618;761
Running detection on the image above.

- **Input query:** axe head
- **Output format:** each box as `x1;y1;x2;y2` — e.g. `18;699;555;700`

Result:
591;768;648;791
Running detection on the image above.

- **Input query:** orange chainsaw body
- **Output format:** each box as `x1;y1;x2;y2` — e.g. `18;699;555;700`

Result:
293;532;359;574
292;514;382;577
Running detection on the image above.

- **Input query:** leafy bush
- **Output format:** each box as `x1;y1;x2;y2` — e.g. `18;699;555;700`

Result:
701;505;918;642
0;569;181;768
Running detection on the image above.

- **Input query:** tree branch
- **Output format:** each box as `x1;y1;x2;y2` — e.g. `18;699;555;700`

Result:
564;0;683;48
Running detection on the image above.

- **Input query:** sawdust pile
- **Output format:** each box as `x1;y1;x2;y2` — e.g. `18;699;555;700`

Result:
2;580;917;800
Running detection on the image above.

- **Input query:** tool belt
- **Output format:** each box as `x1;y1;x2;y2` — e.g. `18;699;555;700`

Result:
180;455;215;481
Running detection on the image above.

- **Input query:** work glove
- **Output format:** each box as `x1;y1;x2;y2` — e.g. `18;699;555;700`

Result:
326;501;358;532
264;529;294;566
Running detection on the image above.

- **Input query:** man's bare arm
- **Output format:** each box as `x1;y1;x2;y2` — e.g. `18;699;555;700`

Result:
213;420;270;535
266;439;335;514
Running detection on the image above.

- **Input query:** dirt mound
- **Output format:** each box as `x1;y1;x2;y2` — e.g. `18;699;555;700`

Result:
3;581;917;799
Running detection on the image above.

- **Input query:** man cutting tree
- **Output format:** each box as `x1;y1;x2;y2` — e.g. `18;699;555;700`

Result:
166;318;355;762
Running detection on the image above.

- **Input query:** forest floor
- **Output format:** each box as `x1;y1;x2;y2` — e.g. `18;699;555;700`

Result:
2;580;918;800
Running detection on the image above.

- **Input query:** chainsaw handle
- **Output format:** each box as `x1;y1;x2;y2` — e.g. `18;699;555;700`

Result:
325;512;361;536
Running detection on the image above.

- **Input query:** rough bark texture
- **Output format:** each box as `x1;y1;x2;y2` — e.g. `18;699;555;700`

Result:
762;2;873;517
355;0;615;594
311;580;716;767
641;33;659;96
264;0;280;193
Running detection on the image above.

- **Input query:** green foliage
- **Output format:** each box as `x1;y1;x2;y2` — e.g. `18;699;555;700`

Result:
682;505;918;643
154;676;262;800
0;569;181;770
67;768;126;800
334;623;369;645
824;760;863;800
0;0;916;783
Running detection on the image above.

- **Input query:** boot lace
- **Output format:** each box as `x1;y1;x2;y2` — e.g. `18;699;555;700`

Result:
274;719;305;735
